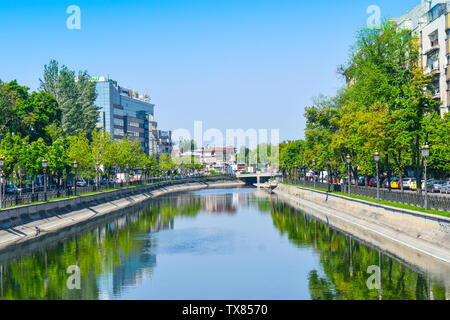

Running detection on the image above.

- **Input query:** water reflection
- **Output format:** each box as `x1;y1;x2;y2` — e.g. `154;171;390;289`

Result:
271;200;448;300
0;189;447;300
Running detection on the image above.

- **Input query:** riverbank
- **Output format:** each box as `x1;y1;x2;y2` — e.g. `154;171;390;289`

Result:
273;183;450;287
0;180;245;252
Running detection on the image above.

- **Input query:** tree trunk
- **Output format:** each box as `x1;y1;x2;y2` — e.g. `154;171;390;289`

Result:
386;154;392;192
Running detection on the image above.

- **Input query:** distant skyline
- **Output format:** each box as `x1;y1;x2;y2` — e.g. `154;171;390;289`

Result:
0;0;422;142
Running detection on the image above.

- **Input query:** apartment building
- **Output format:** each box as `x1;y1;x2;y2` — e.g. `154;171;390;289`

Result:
397;0;450;116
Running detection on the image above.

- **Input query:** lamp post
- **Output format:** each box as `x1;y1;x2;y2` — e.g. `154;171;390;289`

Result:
422;144;430;210
327;159;331;193
0;156;4;209
42;159;48;201
374;151;380;202
312;160;316;189
18;166;23;197
73;160;78;196
96;162;100;190
346;154;351;195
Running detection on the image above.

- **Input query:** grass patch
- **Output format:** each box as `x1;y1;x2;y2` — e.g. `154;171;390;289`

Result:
283;183;450;218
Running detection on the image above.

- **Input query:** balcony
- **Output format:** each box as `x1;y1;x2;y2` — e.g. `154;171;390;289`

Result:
425;41;440;55
427;63;440;74
432;88;441;100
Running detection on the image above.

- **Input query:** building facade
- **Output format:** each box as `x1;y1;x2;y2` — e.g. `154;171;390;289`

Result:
397;0;450;116
157;130;174;156
94;77;173;156
94;77;154;154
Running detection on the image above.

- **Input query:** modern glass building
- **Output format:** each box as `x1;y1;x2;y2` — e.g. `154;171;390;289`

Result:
93;77;155;154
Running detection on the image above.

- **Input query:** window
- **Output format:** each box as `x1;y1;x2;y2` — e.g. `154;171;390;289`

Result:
114;108;124;116
114;129;124;136
428;4;447;23
128;121;140;128
429;32;439;47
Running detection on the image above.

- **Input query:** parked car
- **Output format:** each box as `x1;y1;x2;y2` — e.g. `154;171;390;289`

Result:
440;182;450;194
357;176;366;186
421;180;437;193
76;179;87;187
391;178;401;189
430;180;445;193
101;178;115;185
402;178;414;190
369;177;378;187
5;184;19;194
411;180;419;191
382;178;394;189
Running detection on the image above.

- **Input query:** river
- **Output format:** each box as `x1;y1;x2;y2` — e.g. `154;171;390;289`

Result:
0;188;447;300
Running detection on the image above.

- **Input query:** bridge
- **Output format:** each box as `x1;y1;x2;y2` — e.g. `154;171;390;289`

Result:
236;173;282;186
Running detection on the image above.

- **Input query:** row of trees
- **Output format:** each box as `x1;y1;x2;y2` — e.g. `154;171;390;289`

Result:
279;22;450;191
0;60;182;190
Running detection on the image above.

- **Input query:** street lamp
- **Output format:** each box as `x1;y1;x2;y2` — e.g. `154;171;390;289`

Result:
0;156;4;208
73;160;78;196
422;144;430;210
96;162;100;190
374;151;380;202
327;159;331;193
42;159;48;201
346;154;351;195
312;160;316;188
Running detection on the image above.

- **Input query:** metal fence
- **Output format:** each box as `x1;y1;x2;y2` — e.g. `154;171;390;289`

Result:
283;177;450;212
0;175;235;209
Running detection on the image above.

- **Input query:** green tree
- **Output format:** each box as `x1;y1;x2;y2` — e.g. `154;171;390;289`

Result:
67;132;94;179
40;60;100;137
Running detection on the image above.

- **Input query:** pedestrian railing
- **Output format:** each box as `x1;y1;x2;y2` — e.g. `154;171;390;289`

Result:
283;178;450;212
0;175;235;209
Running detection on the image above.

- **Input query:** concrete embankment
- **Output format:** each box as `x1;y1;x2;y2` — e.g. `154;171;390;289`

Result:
273;183;450;286
0;180;245;252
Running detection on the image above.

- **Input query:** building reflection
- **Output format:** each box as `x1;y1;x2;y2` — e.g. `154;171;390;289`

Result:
201;193;237;215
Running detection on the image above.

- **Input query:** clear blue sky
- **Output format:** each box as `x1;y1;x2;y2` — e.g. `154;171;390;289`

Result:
0;0;421;142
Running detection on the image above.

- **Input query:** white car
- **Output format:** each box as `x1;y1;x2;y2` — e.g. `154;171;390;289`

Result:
441;182;450;194
402;178;414;190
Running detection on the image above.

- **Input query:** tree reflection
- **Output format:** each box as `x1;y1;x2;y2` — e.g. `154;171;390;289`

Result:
0;195;203;300
269;200;448;300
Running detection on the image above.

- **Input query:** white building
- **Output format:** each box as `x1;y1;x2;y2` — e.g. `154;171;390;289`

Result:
177;146;237;172
397;0;450;116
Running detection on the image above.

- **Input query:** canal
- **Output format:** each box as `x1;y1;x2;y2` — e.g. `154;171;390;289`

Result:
0;188;447;300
